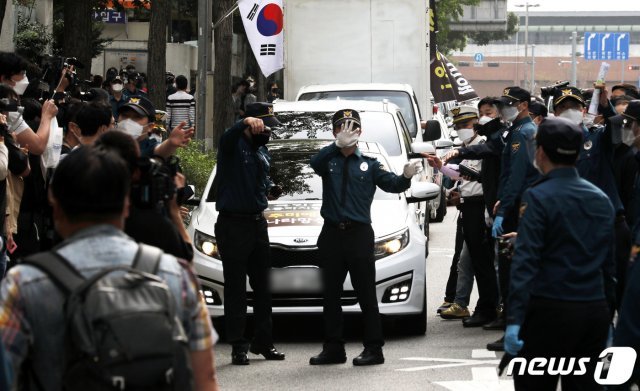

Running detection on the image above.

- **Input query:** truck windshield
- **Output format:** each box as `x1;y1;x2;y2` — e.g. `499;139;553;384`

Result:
298;90;418;137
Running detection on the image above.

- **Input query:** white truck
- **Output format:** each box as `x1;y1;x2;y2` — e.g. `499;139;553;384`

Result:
283;0;431;122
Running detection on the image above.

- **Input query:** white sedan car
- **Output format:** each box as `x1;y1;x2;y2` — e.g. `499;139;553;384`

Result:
188;140;440;334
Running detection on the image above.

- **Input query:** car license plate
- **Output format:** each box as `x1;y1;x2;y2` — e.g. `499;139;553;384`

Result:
270;267;323;294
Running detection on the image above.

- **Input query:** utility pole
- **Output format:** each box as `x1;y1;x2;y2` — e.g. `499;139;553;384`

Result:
531;44;536;92
515;2;539;89
571;31;577;86
197;0;212;143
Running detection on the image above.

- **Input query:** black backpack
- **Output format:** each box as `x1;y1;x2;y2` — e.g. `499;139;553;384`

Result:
21;244;194;391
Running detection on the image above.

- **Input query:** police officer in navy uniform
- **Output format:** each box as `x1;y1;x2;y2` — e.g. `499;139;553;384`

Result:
214;102;285;365
309;109;421;366
490;87;540;351
552;86;630;309
505;117;616;390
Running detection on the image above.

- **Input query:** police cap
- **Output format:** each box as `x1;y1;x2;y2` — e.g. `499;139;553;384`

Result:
553;86;585;107
622;100;640;122
495;86;531;107
245;102;282;127
451;105;478;124
536;117;583;164
332;109;361;128
119;96;155;122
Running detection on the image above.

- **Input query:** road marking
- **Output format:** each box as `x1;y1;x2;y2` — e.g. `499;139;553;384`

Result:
471;349;496;359
396;357;499;372
435;366;513;391
471;367;498;380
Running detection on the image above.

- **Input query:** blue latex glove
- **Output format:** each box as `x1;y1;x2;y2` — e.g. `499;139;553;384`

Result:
504;325;524;355
492;216;504;238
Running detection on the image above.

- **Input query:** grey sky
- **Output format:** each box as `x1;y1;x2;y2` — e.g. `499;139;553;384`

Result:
508;0;640;12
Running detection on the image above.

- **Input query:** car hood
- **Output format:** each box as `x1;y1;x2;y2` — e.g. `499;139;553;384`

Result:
193;200;408;247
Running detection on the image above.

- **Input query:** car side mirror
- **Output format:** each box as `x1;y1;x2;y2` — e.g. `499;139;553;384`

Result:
435;139;454;149
422;120;442;142
406;182;440;203
408;142;435;159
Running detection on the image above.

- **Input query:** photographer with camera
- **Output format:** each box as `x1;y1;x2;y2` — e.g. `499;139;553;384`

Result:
0;52;58;156
95;131;193;261
117;96;193;159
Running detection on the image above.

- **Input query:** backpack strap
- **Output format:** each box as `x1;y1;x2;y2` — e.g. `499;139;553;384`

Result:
21;251;85;294
132;244;163;275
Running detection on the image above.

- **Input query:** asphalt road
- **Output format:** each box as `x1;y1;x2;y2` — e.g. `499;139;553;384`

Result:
213;207;512;390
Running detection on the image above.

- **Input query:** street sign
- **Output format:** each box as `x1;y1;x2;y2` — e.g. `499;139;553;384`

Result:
474;53;484;62
93;10;126;24
584;32;629;61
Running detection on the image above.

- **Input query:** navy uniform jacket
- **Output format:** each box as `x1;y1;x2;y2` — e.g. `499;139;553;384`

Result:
507;168;616;326
577;124;624;214
497;116;540;218
310;143;411;224
457;129;506;216
614;260;640;384
215;120;271;214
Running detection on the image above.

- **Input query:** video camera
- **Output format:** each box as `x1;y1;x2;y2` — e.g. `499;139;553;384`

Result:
540;81;570;99
131;155;180;210
0;98;23;138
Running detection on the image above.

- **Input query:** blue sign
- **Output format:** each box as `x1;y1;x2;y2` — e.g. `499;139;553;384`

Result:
93;10;126;24
584;32;629;61
474;53;484;62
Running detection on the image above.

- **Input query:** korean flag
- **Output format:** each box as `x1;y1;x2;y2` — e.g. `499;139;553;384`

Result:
239;0;284;77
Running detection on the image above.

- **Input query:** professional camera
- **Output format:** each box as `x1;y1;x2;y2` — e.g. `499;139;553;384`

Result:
40;55;86;93
540;81;570;99
0;98;21;113
131;156;180;210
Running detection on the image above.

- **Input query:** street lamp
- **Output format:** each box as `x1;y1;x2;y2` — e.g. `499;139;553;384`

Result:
515;1;540;91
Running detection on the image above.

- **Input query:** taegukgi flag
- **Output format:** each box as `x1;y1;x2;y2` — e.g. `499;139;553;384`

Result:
239;0;284;77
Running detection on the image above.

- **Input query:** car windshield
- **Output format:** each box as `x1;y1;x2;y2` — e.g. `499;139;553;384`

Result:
272;111;402;156
207;141;400;202
298;90;417;136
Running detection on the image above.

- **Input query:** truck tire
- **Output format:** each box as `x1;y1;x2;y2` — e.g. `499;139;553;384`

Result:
432;189;447;223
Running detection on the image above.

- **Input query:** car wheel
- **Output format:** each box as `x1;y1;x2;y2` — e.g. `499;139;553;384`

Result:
432;189;447;223
403;289;427;335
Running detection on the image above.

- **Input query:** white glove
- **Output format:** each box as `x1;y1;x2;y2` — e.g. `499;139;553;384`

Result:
403;160;423;179
335;120;360;148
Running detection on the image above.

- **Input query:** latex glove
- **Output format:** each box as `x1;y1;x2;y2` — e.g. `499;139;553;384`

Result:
492;216;504;238
504;325;524;355
403;160;422;179
335;120;360;148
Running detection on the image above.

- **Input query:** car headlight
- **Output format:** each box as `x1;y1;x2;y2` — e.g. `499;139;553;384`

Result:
194;230;220;259
374;229;409;260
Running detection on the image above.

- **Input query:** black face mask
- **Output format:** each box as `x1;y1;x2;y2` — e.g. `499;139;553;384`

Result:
252;131;271;147
474;117;503;137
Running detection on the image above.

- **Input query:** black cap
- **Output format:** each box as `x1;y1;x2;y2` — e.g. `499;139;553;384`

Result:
245;102;281;127
536;117;583;163
118;96;155;122
495;86;531;106
332;109;361;128
553;86;585;107
623;100;640;122
111;76;123;85
529;101;548;118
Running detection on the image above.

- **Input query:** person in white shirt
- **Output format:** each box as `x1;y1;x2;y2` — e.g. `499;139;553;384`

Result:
166;75;195;129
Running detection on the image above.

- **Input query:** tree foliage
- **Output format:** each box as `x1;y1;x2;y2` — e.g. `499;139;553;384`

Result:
15;17;52;65
434;0;518;54
51;20;112;59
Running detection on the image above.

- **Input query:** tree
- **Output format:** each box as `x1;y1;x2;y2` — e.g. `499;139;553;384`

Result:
212;0;235;144
62;0;94;80
147;0;169;110
434;0;518;55
51;20;112;59
15;17;52;65
0;0;7;34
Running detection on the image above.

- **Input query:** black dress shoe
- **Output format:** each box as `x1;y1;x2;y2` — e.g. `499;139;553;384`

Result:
250;346;285;360
483;316;506;331
462;312;496;328
309;349;347;365
487;336;505;351
353;348;385;366
231;351;250;365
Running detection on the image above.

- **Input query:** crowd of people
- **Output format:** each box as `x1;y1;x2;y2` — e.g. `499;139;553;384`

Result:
430;82;640;389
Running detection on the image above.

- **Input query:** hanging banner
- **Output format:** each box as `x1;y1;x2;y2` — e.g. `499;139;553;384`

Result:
431;51;457;103
239;0;284;77
440;52;478;102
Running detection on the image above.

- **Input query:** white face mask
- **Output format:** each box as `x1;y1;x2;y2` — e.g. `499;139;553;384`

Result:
457;128;475;144
112;83;124;93
118;119;144;138
12;76;29;96
501;106;519;122
150;133;163;143
558;109;584;125
478;116;493;125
